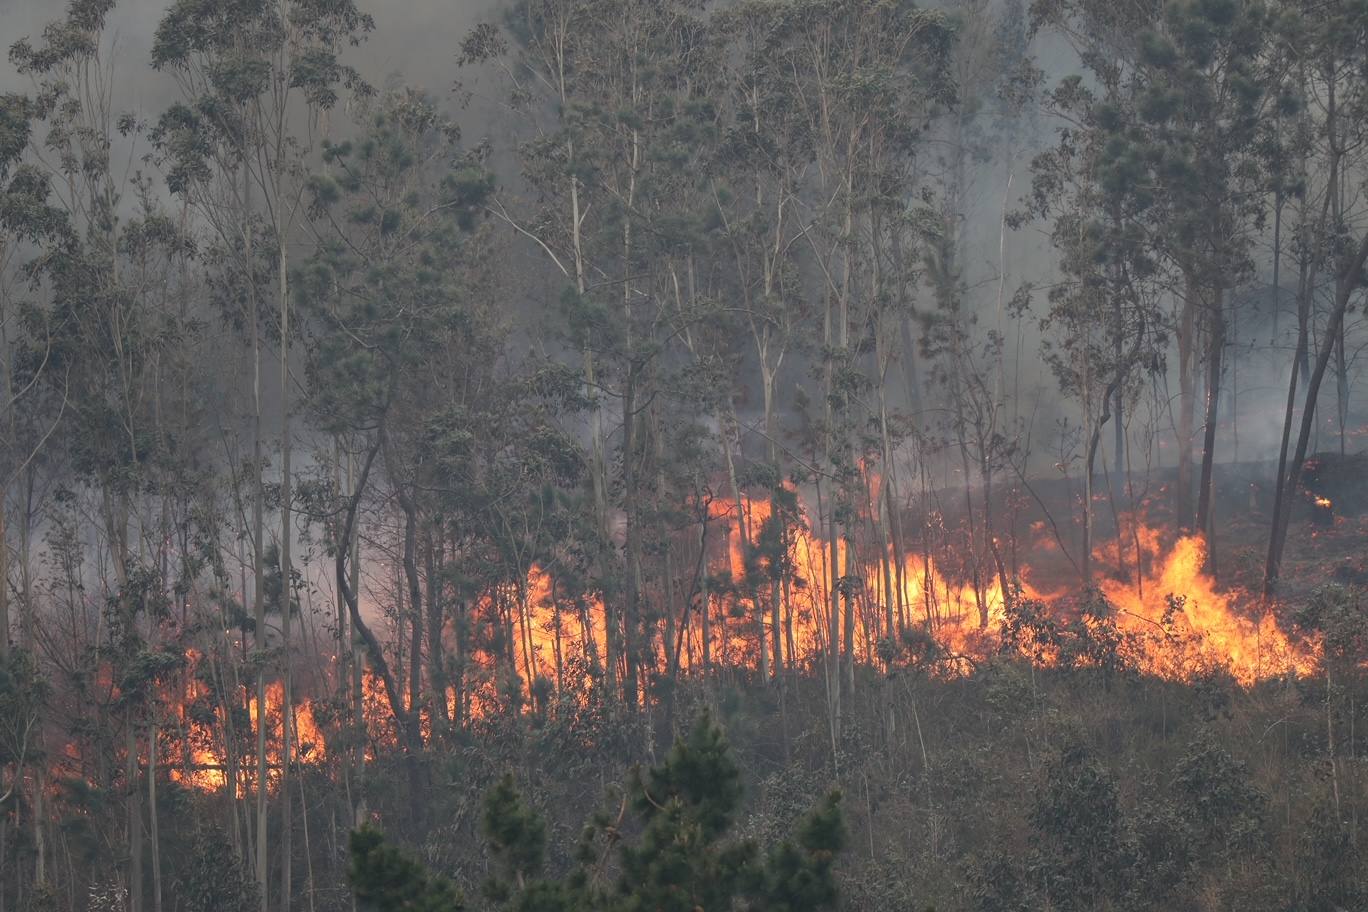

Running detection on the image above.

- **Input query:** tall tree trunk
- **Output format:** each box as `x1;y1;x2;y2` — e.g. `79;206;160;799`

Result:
950;356;984;621
1335;320;1348;455
561;69;613;699
720;407;761;680
1113;302;1125;486
110;496;142;912
1175;276;1197;533
424;530;448;739
126;716;142;912
621;363;642;705
838;182;856;697
620;120;643;708
763;363;784;681
820;264;842;745
333;442;352;817
387;439;425;728
277;194;293;912
698;484;711;675
1195;289;1225;552
1264;141;1339;595
245;163;270;912
341;445;365;825
0;497;8;660
1266;230;1368;590
406;514;422;726
1083;351;1095;585
875;337;908;639
337;434;426;821
823;477;841;747
148;724;162;912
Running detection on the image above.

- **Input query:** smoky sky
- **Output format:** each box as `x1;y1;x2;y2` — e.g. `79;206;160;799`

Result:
2;0;1362;482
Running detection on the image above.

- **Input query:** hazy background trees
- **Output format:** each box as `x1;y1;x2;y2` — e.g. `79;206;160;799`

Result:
3;0;1368;910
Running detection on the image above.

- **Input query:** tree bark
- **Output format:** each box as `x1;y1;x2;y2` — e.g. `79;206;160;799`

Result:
424;530;448;738
246;160;270;912
1194;289;1225;549
336;433;426;821
277;184;293;912
1175;276;1197;532
1265;230;1368;591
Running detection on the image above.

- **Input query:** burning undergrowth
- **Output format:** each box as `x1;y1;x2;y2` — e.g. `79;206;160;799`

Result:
98;485;1330;796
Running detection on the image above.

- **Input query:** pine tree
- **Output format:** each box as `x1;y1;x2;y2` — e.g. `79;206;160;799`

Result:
350;826;465;912
350;713;846;912
483;774;547;895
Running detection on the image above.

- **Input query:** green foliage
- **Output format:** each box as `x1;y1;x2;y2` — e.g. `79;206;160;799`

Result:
151;0;373;212
9;0;115;76
1000;594;1133;679
1294;584;1368;667
351;826;465;912
761;790;845;912
1173;731;1264;854
483;774;547;886
296;88;496;432
1295;802;1366;911
1028;737;1135;909
0;94;36;181
1023;0;1283;464
633;711;742;838
0;650;48;768
180;825;258;912
353;713;844;912
115;649;185;702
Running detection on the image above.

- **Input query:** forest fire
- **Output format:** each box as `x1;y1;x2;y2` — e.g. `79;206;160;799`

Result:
505;491;1318;699
10;0;1368;905
166;679;331;797
147;490;1320;798
1099;534;1316;685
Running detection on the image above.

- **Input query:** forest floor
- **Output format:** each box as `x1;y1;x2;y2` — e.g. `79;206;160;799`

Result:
919;454;1368;604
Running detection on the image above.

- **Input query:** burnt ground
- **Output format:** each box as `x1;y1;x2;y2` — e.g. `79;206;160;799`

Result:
913;451;1368;605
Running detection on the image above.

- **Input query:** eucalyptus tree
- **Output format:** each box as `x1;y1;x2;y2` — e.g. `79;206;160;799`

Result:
295;87;499;815
469;0;729;708
0;91;69;664
1018;41;1170;584
1264;0;1368;594
728;0;951;733
1133;0;1276;541
1034;0;1279;547
7;2;217;906
462;0;624;700
921;0;1023;629
150;0;372;904
0;649;46;904
706;0;817;685
572;0;723;706
621;10;736;704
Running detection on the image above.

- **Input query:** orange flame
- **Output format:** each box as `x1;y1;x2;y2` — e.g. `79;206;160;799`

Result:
169;675;333;797
1099;533;1317;685
158;492;1319;795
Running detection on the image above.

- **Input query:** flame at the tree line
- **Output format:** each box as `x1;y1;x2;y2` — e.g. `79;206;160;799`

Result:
125;485;1317;794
